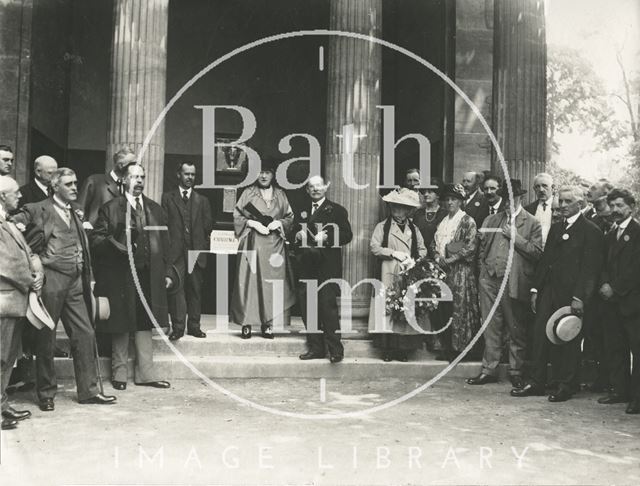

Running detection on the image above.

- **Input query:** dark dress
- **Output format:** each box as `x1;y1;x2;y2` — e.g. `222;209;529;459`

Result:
413;206;448;251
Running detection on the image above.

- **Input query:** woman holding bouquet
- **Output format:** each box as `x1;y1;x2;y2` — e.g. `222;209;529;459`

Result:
230;161;296;339
369;188;428;361
431;184;480;361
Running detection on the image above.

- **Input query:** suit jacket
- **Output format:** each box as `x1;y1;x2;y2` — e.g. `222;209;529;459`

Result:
463;190;486;228
161;188;213;269
533;214;604;308
18;179;49;207
601;218;640;316
0;214;41;317
476;198;506;228
90;195;171;332
293;199;352;283
478;208;543;302
78;173;120;226
14;199;94;319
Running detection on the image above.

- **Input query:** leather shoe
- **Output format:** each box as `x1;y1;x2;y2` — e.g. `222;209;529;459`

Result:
39;398;55;411
299;351;324;360
510;375;525;389
466;373;498;385
1;418;17;430
548;389;573;402
168;332;182;342
2;406;31;421
54;347;69;358
112;380;127;390
330;355;343;363
510;383;545;397
598;393;628;405
135;381;170;389
187;330;206;338
626;399;640;414
79;393;117;405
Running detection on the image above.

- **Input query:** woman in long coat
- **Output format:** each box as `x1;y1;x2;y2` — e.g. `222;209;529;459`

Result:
369;188;428;361
431;183;481;361
230;165;295;339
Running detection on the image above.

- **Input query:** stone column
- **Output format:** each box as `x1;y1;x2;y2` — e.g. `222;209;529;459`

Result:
0;0;33;185
107;0;168;201
491;0;547;198
324;0;382;332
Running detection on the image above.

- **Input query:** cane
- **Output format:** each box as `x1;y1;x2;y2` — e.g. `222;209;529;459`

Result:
93;337;105;395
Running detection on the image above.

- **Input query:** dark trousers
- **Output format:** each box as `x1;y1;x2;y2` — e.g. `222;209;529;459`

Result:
602;303;640;399
530;288;581;392
169;259;204;335
1;317;23;412
582;296;609;386
298;281;344;358
37;268;99;402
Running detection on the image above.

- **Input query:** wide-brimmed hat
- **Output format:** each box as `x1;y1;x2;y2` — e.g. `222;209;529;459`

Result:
381;188;422;208
498;178;527;198
90;293;111;322
26;292;56;330
440;183;466;201
546;306;582;345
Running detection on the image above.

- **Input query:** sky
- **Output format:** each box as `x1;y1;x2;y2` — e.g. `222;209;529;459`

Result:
546;0;639;181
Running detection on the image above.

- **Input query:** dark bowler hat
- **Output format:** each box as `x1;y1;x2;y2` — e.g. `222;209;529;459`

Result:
440;183;466;201
498;178;527;197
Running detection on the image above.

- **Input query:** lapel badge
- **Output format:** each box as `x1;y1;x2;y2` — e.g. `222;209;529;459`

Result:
300;211;308;220
474;201;480;207
562;233;569;241
624;234;630;242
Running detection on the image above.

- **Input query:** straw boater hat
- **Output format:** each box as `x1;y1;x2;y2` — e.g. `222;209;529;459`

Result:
381;188;421;208
546;306;582;345
26;292;56;330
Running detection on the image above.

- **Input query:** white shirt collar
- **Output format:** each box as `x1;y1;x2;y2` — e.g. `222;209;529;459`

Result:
110;170;119;183
490;198;502;210
566;212;580;227
179;186;192;198
35;178;49;196
125;192;143;209
312;197;326;208
465;189;479;203
53;195;70;209
0;205;6;220
538;198;552;210
618;216;632;230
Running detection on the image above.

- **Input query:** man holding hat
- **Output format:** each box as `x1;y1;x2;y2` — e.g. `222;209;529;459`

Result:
512;185;604;402
467;179;542;389
0;176;44;430
597;189;640;414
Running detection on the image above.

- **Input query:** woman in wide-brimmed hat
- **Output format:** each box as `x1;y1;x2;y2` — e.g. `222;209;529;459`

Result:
431;183;480;361
369;188;429;361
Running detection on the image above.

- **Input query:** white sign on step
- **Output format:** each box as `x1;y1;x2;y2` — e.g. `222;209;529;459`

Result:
209;230;239;254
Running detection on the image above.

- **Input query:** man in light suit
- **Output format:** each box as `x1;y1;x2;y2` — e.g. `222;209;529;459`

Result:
161;162;213;341
0;176;44;430
15;168;117;411
513;185;604;402
467;179;543;389
461;171;486;228
78;147;136;226
597;189;640;414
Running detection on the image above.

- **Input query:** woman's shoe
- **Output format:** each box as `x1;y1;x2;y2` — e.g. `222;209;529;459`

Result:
241;325;252;339
382;353;392;362
261;325;274;339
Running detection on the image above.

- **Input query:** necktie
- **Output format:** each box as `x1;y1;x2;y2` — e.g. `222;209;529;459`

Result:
312;203;319;215
117;180;124;195
47;186;53;197
58;203;71;227
135;196;142;214
542;202;547;211
182;190;189;204
490;207;496;215
617;226;624;241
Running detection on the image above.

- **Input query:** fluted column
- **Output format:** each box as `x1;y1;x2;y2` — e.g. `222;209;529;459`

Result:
491;0;547;199
325;0;382;326
107;0;168;201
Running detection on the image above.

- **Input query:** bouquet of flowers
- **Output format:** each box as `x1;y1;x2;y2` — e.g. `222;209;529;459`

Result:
383;256;447;323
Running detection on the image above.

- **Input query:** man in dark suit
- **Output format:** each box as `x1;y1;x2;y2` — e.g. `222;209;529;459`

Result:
597;189;640;414
583;180;614;232
512;185;604;402
0;145;13;176
461;171;485;227
18;155;58;206
0;176;44;430
78;147;136;226
91;163;172;391
295;175;353;363
161;162;213;341
525;172;555;248
475;174;505;226
14;168;117;411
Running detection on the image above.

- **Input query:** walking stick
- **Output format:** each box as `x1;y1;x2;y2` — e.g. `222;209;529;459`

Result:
93;337;105;395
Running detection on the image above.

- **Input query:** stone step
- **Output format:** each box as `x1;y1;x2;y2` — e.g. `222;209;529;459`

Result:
53;355;492;380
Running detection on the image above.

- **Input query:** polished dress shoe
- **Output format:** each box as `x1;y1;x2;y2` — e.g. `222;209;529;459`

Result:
135;381;170;389
187;330;206;338
510;383;545;397
79;393;117;404
510;375;525;389
466;373;498;385
112;380;127;390
330;355;343;363
626;399;640;414
39;398;55;411
2;406;31;421
1;418;17;430
548;389;573;402
598;393;629;405
299;351;324;360
54;347;69;358
168;332;182;342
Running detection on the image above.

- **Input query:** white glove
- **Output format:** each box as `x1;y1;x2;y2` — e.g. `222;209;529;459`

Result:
392;251;410;262
267;220;282;232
